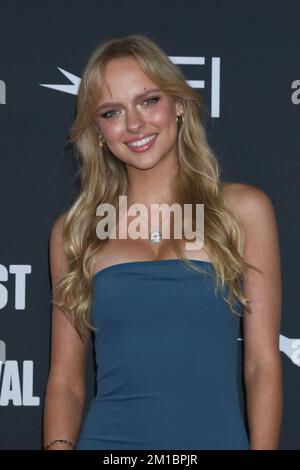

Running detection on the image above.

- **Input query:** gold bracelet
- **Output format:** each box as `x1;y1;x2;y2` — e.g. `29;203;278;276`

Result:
45;439;75;450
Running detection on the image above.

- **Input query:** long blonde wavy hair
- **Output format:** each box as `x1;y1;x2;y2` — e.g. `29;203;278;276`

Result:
52;34;260;341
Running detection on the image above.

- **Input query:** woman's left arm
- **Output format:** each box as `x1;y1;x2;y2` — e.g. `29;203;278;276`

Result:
225;183;283;450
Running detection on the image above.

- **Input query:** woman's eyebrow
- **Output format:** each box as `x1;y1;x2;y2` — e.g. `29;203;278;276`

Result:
97;88;161;112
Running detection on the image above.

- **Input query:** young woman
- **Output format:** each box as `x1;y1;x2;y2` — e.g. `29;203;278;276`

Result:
43;34;282;450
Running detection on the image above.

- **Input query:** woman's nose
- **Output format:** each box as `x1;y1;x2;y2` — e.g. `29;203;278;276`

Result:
126;109;145;133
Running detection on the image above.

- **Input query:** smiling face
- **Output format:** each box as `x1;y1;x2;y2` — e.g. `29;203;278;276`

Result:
93;56;184;170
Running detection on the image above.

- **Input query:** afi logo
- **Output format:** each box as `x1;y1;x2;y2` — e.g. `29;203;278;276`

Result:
40;56;221;117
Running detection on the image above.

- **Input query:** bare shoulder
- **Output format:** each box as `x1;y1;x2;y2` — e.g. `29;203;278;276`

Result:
221;182;276;229
222;182;281;286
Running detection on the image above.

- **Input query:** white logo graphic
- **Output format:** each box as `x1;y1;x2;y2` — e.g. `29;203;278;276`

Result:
0;264;32;310
39;56;221;117
170;56;220;117
40;67;80;95
0;80;6;104
280;334;300;366
291;80;300;105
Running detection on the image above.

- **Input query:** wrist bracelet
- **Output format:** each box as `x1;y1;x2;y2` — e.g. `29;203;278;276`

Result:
45;439;75;450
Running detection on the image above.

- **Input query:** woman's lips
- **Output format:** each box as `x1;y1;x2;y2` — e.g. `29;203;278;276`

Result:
125;134;158;153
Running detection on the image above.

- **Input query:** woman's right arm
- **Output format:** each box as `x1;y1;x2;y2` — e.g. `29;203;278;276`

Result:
43;213;91;450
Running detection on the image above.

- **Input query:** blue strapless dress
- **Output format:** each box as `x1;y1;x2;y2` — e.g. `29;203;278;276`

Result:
76;259;249;450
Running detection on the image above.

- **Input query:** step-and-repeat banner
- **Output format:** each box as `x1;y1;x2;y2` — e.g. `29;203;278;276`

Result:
0;0;299;449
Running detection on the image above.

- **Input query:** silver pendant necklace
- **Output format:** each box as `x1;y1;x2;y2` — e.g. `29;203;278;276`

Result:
131;204;163;244
148;229;163;244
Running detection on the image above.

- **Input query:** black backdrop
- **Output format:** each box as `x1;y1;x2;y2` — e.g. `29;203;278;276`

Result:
0;0;299;450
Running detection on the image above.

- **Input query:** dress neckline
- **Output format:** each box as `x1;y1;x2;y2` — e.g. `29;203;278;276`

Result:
93;258;213;281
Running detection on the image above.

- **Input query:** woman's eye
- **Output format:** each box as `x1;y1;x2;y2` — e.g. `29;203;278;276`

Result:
100;110;120;119
99;96;160;119
144;96;160;105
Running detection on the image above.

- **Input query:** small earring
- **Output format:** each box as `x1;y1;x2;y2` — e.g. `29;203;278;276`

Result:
98;133;107;149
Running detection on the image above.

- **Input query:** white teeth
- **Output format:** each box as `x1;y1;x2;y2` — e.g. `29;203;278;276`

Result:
127;134;156;147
